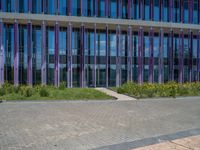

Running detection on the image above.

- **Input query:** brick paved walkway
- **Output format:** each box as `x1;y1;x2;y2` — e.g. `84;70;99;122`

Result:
0;98;200;150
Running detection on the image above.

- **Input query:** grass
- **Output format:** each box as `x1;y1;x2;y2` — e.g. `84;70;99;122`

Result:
114;81;200;99
0;83;114;100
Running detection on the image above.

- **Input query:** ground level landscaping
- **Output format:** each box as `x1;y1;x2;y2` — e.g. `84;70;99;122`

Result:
113;82;200;99
0;82;113;100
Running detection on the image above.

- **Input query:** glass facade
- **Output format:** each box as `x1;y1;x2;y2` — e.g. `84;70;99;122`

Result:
0;0;199;87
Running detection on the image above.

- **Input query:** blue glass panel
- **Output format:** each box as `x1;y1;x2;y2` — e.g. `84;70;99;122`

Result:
72;0;81;16
144;0;150;20
163;0;169;22
2;0;15;12
132;0;139;19
83;0;94;16
184;0;189;23
193;0;198;24
110;0;117;18
19;0;28;13
60;0;67;15
47;0;55;14
98;0;105;17
173;0;180;23
154;0;159;21
32;0;42;14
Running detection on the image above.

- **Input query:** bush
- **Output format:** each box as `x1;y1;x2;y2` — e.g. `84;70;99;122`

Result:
0;88;5;96
116;81;200;99
39;87;49;97
59;82;66;90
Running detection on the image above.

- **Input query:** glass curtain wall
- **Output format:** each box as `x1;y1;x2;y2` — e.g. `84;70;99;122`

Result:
59;27;67;84
60;0;68;15
46;27;55;85
32;26;42;85
143;33;149;82
163;34;169;82
72;0;81;16
4;25;14;83
154;0;159;21
19;0;28;13
132;32;138;82
121;32;128;84
18;25;27;84
193;37;197;81
2;0;15;12
109;31;116;86
32;0;42;14
184;0;189;23
193;0;198;24
154;34;159;82
121;0;128;19
144;0;150;21
174;0;180;23
72;28;81;87
98;0;105;17
163;0;169;22
83;0;94;17
173;34;179;82
110;0;117;18
132;0;139;20
96;30;106;87
184;35;189;82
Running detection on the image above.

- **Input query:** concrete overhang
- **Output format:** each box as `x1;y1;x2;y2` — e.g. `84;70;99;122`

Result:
0;12;200;34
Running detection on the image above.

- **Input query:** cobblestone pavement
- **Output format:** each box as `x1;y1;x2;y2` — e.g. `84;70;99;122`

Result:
0;98;200;150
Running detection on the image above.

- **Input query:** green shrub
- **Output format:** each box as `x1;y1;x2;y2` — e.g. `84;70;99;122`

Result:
39;87;49;97
24;86;34;97
59;82;66;90
0;88;6;96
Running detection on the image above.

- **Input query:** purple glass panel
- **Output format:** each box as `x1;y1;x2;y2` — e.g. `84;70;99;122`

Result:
159;0;163;21
41;21;46;85
158;28;163;83
127;26;132;81
27;22;32;85
169;0;173;22
149;27;154;83
54;22;60;87
178;29;184;83
14;20;19;86
67;23;72;88
150;0;154;21
68;0;71;16
180;0;184;23
0;20;4;85
128;0;131;19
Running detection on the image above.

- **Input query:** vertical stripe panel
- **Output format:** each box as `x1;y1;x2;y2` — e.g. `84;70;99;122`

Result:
54;22;59;87
67;23;72;87
0;20;4;85
106;25;109;87
149;27;154;83
178;29;184;83
158;28;163;83
41;21;46;85
93;24;97;87
14;20;19;86
27;21;32;85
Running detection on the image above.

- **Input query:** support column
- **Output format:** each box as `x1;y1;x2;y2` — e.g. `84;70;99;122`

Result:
180;0;184;23
149;27;154;83
105;0;109;17
28;0;32;13
80;24;85;88
150;0;154;21
116;25;121;87
169;29;174;81
158;28;164;83
93;24;97;87
197;31;200;81
27;21;32;85
67;0;71;16
106;25;109;87
189;0;194;24
127;26;132;81
128;0;131;19
54;22;59;87
139;0;144;20
14;20;19;86
138;27;144;84
41;21;46;85
56;0;60;15
67;23;72;88
178;29;184;83
188;30;193;82
169;0;173;22
42;0;46;14
159;0;163;21
0;20;4;85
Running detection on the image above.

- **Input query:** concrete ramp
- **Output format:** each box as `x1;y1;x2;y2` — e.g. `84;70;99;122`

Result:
96;88;136;101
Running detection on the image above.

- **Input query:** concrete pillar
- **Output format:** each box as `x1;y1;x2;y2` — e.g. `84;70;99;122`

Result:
169;0;174;22
180;0;184;23
127;26;132;81
80;24;85;87
139;0;144;20
54;22;60;87
178;29;184;83
41;21;46;85
188;30;193;82
116;25;121;87
106;25;109;87
0;20;4;85
169;29;174;81
67;23;72;88
158;28;164;83
14;20;19;86
27;21;32;85
93;24;97;87
149;27;154;83
105;0;109;17
138;27;144;84
128;0;132;19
